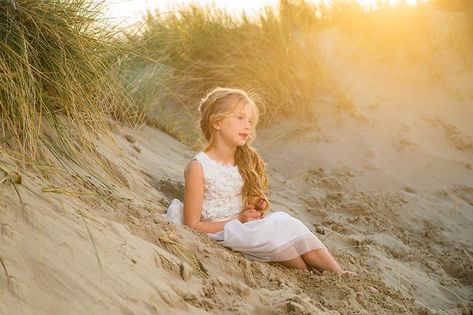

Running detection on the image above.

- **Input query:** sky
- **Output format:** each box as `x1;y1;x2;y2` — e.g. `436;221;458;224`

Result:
99;0;280;27
99;0;427;28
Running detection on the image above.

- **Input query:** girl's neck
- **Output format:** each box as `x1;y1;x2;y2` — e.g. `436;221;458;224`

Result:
204;146;236;166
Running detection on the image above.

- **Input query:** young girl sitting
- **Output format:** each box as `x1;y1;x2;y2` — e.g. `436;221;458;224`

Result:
165;87;355;274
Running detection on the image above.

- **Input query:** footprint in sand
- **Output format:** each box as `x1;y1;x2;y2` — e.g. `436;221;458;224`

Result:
427;117;473;151
394;137;416;152
151;178;184;202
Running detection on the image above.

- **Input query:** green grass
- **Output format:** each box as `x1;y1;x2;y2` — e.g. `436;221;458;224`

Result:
0;0;148;188
0;0;139;164
2;0;471;175
120;0;339;147
121;0;473;147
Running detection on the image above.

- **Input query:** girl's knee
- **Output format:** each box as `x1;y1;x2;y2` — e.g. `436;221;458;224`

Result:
278;256;308;270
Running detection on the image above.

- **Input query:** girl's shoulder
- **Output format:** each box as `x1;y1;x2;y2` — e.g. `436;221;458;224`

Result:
191;151;206;165
184;151;205;175
188;151;239;175
198;151;238;169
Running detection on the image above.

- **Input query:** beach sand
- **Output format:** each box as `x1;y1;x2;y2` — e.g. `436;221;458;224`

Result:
1;21;473;315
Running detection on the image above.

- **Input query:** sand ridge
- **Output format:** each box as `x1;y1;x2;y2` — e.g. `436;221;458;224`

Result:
1;20;473;315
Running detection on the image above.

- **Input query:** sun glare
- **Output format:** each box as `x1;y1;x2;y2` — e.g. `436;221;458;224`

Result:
353;0;428;10
101;0;430;27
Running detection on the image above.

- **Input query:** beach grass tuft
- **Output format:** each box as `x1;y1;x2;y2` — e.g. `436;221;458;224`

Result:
120;0;334;146
0;0;141;176
159;234;209;278
0;0;166;195
121;0;473;147
2;0;471;180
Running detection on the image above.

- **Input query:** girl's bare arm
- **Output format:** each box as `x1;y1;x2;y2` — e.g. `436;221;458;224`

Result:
183;160;235;234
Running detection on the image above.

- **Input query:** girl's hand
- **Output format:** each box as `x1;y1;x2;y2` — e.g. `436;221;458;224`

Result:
238;208;261;223
254;197;268;211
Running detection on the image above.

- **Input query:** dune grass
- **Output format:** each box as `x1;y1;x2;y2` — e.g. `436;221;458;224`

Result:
0;1;134;157
2;0;471;170
0;0;144;186
121;0;339;147
121;0;473;147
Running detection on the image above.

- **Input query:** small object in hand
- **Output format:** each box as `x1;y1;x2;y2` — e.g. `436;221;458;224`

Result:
254;197;267;211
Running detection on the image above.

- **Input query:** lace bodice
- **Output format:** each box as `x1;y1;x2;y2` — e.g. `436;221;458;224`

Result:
192;151;243;221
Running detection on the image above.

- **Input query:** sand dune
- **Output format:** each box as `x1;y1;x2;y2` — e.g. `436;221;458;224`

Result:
2;20;473;315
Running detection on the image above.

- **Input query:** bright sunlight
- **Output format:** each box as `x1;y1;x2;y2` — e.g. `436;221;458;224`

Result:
101;0;431;26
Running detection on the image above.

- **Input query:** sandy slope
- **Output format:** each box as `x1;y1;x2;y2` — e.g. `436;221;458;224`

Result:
1;123;427;315
256;21;473;312
2;16;473;315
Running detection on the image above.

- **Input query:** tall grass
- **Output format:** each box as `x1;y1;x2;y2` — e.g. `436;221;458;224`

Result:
123;0;473;147
121;0;339;146
3;0;469;168
0;0;138;169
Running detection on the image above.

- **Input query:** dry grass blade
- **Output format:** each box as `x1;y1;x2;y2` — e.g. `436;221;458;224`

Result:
0;166;26;218
321;229;336;242
41;186;100;197
158;234;208;278
81;216;103;275
41;186;131;206
0;257;10;287
11;183;26;220
75;209;101;224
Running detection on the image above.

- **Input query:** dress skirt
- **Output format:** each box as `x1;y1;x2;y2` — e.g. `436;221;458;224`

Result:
165;199;326;262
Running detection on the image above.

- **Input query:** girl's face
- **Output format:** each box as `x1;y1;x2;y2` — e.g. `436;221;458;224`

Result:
214;103;253;147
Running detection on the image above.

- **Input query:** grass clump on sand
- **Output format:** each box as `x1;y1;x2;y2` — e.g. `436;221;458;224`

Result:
121;0;335;146
0;0;139;172
122;0;473;147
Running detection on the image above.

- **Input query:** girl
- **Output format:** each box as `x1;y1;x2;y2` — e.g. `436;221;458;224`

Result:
165;87;355;274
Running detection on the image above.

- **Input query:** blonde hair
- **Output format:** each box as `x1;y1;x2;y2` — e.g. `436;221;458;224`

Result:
197;87;271;213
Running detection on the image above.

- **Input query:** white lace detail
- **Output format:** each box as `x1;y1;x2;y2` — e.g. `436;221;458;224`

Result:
192;151;243;221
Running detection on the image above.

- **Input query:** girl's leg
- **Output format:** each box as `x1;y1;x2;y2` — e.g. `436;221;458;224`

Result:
301;248;344;273
278;256;308;270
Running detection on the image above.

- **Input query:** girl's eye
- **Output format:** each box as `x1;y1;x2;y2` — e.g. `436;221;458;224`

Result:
236;114;252;124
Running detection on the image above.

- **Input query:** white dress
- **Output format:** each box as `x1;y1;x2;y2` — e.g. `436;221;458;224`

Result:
164;151;326;262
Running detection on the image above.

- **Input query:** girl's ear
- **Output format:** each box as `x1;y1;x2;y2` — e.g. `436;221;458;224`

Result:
212;118;221;131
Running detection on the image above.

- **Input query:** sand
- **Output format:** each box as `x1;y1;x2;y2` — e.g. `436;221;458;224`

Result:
1;17;473;315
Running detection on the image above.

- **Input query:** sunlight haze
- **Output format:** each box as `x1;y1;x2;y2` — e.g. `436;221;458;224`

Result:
101;0;429;27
